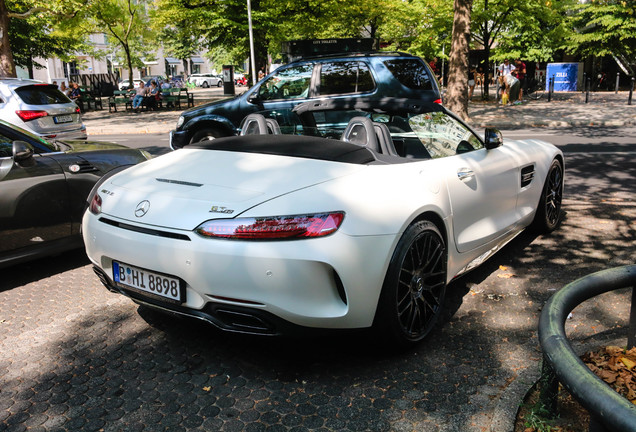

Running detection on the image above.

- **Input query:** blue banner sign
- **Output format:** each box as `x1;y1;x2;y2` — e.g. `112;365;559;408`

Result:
546;63;579;91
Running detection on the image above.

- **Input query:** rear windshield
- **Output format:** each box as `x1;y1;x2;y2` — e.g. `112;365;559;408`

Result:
383;59;433;90
15;85;71;105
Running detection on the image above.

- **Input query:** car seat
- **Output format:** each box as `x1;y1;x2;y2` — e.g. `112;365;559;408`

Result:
341;116;399;156
240;113;281;135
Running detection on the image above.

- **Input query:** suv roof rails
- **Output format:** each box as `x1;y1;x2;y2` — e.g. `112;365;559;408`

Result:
291;51;416;62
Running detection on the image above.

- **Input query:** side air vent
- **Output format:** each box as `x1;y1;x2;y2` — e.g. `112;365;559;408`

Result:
98;217;191;241
69;160;98;173
521;164;535;188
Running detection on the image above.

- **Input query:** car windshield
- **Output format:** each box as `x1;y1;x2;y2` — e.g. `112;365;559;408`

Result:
251;102;483;161
15;85;71;105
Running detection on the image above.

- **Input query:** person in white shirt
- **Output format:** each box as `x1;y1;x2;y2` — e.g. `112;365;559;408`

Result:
498;59;517;104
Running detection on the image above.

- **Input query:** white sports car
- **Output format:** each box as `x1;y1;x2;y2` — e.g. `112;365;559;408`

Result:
82;99;563;347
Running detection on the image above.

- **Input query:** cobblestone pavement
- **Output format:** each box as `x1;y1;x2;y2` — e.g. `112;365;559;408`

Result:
1;143;635;431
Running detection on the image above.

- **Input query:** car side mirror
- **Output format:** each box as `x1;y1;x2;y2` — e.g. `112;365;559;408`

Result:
484;128;503;149
247;87;261;103
12;140;34;161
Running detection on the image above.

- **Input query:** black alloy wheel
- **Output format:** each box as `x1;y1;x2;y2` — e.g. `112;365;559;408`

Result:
532;159;563;233
375;220;447;347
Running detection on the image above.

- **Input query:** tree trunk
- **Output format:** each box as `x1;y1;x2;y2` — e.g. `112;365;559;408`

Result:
27;56;33;78
445;0;473;121
0;0;16;77
124;44;134;86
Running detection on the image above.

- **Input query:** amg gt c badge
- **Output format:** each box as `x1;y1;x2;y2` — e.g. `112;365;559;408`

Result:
209;206;234;214
135;200;150;217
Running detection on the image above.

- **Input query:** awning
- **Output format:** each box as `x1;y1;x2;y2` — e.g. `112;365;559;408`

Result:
165;57;181;65
143;59;158;65
190;57;205;64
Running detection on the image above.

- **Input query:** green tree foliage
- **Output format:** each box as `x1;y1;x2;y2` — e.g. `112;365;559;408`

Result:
566;0;636;74
8;1;91;78
0;0;90;77
84;0;156;86
493;0;573;63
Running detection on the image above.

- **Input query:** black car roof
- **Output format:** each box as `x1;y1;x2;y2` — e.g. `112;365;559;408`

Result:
188;134;378;165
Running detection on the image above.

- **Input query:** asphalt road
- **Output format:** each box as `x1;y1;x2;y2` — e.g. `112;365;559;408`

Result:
2;126;634;432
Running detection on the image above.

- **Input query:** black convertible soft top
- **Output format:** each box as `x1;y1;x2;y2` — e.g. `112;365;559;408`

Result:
188;134;379;165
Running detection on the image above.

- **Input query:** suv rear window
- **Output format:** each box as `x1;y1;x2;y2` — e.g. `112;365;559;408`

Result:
383;59;433;90
320;61;374;95
15;85;70;105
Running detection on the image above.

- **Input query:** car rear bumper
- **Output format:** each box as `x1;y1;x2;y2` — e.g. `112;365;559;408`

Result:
37;124;87;140
82;212;393;331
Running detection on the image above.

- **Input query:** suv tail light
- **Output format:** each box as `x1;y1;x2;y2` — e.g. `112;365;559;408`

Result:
16;110;48;121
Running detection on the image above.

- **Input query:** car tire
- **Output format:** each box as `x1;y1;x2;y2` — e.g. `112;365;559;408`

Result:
202;81;209;88
532;159;563;233
190;128;222;144
374;220;447;348
217;81;223;87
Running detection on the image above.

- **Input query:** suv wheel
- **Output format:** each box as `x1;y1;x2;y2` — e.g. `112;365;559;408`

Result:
190;128;221;144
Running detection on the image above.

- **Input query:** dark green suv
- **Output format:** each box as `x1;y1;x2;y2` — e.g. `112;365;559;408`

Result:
169;52;441;149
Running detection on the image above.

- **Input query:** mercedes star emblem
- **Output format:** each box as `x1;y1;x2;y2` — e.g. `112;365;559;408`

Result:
134;200;150;218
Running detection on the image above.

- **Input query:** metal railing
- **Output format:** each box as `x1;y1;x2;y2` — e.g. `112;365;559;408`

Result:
538;265;636;432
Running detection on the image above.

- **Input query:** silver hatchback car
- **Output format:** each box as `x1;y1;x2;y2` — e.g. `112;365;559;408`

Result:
0;78;87;140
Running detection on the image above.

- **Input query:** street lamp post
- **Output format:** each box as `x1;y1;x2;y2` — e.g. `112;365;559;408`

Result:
247;0;257;86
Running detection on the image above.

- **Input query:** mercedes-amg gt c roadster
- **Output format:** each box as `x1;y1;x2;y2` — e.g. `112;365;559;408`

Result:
83;98;564;347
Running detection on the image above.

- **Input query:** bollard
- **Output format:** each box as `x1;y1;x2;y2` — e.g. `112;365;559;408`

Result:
616;73;620;93
583;72;587;93
629;77;634;105
548;76;553;102
586;77;591;103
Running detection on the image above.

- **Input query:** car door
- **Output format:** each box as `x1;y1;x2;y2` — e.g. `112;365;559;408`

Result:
0;131;71;254
410;112;519;253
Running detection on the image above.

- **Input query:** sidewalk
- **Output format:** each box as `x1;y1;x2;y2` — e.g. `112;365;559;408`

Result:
81;89;636;136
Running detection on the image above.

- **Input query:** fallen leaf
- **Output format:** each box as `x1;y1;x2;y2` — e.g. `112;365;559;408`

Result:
202;386;211;392
622;357;636;370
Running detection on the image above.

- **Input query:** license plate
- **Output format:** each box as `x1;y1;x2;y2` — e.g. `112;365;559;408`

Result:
112;261;184;304
54;115;73;124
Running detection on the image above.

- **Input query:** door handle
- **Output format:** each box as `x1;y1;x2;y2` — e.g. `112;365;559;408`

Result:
457;168;474;181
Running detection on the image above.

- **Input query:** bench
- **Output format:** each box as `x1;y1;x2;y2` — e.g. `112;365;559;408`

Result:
162;88;182;108
177;88;194;108
79;87;103;111
160;88;194;109
108;90;134;112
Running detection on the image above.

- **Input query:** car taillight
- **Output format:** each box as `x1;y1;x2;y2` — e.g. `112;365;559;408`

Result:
434;98;442;104
15;110;48;121
75;107;81;114
195;212;345;240
89;193;102;215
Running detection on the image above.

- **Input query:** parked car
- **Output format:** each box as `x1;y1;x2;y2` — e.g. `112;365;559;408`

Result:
0;78;86;141
0;119;151;268
141;76;166;87
189;73;223;88
83;98;563;347
118;79;144;90
169;51;442;149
